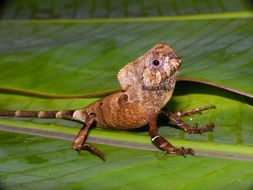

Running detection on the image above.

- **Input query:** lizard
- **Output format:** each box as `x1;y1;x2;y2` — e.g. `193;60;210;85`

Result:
0;43;215;160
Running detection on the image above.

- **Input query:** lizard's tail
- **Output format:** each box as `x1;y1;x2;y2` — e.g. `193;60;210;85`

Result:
0;110;76;120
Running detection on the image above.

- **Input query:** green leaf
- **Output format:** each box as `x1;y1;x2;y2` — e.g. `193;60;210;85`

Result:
0;84;253;156
1;0;253;189
1;131;253;190
1;0;251;19
0;15;253;96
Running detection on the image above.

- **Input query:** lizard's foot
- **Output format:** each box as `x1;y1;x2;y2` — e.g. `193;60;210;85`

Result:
73;143;106;161
152;135;194;157
184;123;214;134
171;147;195;156
163;146;195;156
165;111;215;134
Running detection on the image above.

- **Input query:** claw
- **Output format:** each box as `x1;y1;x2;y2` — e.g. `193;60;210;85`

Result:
73;143;106;161
166;146;195;157
187;148;195;156
184;123;214;134
200;123;215;133
175;147;195;156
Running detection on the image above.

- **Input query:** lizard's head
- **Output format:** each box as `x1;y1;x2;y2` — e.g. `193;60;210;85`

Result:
141;43;181;91
118;43;181;91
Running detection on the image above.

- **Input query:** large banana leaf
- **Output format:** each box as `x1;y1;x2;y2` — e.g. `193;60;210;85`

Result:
0;17;253;96
0;0;253;189
1;0;252;19
1;130;253;190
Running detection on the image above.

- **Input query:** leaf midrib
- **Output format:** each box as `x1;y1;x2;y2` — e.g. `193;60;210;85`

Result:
1;11;252;23
1;123;253;161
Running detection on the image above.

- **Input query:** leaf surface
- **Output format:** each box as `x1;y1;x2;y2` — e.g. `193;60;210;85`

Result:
1;0;251;19
1;131;253;190
0;1;253;189
0;15;253;96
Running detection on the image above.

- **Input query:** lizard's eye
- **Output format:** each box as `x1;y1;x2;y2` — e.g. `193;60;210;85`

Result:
152;59;160;66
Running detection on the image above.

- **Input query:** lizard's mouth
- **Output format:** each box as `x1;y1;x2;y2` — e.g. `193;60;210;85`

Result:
169;57;181;75
174;56;182;68
170;67;180;78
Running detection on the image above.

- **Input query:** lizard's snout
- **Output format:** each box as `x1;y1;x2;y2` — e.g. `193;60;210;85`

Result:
176;56;182;67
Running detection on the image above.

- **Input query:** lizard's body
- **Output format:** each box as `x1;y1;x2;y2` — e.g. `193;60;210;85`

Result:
0;87;173;129
0;43;215;160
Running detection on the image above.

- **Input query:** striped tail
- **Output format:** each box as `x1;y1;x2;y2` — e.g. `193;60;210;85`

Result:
0;110;75;120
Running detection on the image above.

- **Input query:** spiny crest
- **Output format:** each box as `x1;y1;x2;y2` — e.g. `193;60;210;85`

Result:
117;62;136;90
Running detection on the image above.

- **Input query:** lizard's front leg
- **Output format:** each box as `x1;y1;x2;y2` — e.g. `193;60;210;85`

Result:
173;105;215;118
72;113;106;160
163;105;215;134
148;113;194;156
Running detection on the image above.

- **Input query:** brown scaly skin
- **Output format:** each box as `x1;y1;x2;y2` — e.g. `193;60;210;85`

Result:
0;43;215;160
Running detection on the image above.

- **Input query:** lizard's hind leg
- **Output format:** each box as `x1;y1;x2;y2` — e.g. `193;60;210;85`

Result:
72;113;106;160
148;114;194;156
163;105;215;134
